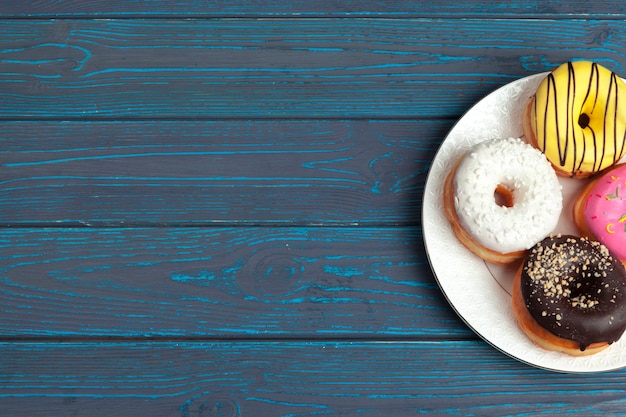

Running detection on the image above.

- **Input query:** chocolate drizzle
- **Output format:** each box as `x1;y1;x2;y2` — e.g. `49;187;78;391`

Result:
585;62;600;172
521;235;626;351
611;72;626;165
566;62;577;170
534;61;626;176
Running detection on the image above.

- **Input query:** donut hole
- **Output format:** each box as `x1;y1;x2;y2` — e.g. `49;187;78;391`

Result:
578;113;590;129
569;281;601;310
494;184;515;208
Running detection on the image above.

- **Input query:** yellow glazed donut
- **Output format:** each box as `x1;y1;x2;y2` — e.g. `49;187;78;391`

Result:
522;61;626;178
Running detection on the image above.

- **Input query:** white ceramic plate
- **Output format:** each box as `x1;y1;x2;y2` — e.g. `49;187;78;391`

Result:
422;73;626;373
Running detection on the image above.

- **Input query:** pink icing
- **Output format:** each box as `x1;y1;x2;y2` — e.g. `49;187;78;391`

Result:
583;164;626;261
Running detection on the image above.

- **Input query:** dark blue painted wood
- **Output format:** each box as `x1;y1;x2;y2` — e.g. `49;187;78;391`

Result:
1;1;626;18
1;19;625;118
2;4;626;416
0;227;468;338
0;120;442;226
1;341;626;416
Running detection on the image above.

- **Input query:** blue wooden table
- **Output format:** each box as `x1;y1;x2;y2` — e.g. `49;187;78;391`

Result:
3;2;626;415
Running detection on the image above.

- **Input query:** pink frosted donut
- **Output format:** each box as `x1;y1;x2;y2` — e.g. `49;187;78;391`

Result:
574;163;626;263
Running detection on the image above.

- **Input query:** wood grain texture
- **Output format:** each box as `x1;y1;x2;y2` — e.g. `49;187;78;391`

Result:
0;227;469;338
1;1;626;18
0;120;442;226
2;341;626;417
1;19;625;119
4;3;626;415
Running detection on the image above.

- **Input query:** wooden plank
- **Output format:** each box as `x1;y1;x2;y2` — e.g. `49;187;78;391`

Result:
2;1;626;18
0;227;469;338
1;18;625;119
0;120;442;226
1;340;626;416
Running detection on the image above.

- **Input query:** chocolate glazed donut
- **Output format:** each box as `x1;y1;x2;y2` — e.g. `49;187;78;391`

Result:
519;235;626;352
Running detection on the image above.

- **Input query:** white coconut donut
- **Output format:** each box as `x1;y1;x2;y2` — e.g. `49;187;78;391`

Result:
445;137;563;262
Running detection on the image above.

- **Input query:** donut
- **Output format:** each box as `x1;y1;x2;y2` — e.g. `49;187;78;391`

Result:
522;61;626;178
443;137;562;264
573;163;626;266
512;234;626;356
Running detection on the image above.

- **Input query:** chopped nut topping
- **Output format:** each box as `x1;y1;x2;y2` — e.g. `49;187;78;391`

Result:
524;235;617;317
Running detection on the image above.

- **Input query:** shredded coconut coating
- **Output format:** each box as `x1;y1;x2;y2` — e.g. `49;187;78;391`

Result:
453;137;563;253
